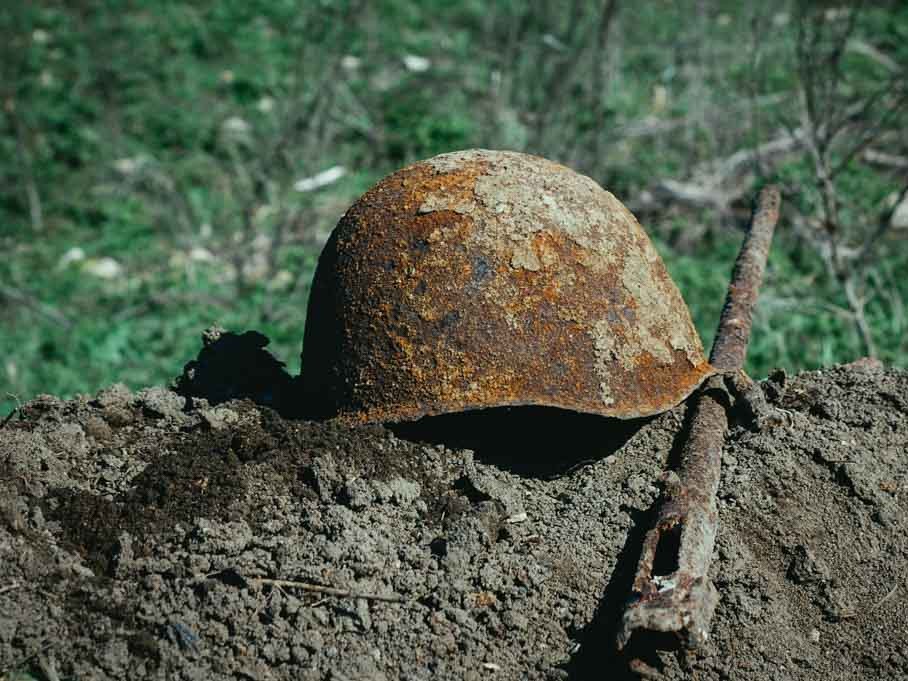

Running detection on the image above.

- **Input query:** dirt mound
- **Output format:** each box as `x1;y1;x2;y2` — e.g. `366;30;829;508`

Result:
1;359;906;680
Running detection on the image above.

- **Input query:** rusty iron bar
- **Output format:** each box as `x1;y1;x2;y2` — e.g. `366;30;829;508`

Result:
616;185;782;652
709;187;782;371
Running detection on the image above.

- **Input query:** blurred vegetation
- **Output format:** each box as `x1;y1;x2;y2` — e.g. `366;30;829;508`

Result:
2;0;907;416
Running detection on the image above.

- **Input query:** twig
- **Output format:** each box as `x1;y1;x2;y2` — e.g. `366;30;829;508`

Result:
872;583;899;610
584;0;620;165
5;97;45;232
829;86;908;181
789;4;904;360
251;577;407;603
628;130;801;213
617;186;781;652
612;94;788;142
0;581;23;595
862;149;908;169
1;408;19;430
2;393;23;430
857;180;908;271
38;654;61;681
0;285;73;328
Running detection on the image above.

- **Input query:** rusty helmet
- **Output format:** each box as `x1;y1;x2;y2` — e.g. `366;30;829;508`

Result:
301;149;712;423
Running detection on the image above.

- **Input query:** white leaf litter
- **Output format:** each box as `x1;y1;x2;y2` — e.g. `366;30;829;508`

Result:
504;512;528;524
341;55;361;71
268;269;294;290
402;54;431;73
256;97;275;113
294;166;347;192
58;247;86;268
221;116;251;139
83;257;123;279
189;247;216;263
891;192;908;230
541;34;566;51
112;157;146;176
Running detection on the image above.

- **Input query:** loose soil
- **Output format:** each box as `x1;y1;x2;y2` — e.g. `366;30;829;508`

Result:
1;335;906;680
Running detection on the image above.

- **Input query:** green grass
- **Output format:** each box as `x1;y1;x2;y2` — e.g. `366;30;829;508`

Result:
2;1;907;416
2;672;42;681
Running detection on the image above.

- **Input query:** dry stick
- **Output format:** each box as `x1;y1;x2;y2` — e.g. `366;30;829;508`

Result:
1;394;23;430
251;577;407;604
0;409;18;430
617;185;781;651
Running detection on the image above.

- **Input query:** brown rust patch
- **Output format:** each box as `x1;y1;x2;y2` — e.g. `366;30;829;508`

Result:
301;149;712;423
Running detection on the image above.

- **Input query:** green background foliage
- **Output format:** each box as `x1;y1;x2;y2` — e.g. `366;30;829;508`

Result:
2;1;907;416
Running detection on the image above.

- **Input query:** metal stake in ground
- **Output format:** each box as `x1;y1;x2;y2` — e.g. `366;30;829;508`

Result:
616;185;782;653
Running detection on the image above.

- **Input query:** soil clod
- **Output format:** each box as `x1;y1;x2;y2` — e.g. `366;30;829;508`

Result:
1;363;907;679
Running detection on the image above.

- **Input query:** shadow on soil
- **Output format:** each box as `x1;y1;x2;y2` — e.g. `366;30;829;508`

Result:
562;392;703;678
390;407;649;478
46;427;250;576
170;327;696;675
393;406;692;675
558;500;690;679
174;329;302;417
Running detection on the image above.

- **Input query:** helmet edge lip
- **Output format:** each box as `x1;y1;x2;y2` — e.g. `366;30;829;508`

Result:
322;363;715;427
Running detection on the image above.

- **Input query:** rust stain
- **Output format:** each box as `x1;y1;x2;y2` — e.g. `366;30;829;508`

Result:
301;150;713;423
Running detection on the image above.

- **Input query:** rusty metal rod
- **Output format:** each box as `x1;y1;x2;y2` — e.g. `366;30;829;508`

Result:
710;187;782;371
617;185;781;652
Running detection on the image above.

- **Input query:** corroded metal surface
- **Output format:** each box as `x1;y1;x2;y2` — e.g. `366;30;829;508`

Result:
301;149;712;424
710;186;782;372
618;185;782;653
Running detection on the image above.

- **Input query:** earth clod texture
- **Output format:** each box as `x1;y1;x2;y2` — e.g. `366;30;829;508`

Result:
1;362;907;679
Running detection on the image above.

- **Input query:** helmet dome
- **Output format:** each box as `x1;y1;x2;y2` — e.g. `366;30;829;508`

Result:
301;149;711;423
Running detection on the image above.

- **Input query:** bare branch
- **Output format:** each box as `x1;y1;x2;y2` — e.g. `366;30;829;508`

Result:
0;285;73;328
829;87;908;180
4;97;44;232
628;130;802;213
862;149;908;169
200;569;408;603
843;277;877;358
251;577;407;603
856;180;908;270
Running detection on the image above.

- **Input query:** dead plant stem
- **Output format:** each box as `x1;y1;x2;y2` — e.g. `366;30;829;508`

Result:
252;578;406;603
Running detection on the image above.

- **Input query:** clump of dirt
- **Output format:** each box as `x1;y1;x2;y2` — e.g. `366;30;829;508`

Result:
1;355;906;680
